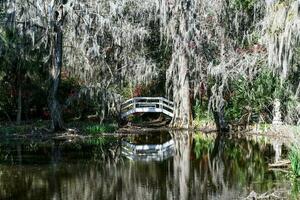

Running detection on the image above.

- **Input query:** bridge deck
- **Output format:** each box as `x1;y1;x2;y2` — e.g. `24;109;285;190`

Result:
121;97;174;119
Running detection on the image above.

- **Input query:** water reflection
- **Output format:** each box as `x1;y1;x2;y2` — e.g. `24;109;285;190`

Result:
171;130;191;200
122;132;175;161
0;131;296;200
272;139;283;162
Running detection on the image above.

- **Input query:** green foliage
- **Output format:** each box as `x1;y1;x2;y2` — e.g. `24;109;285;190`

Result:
193;99;214;127
289;146;300;177
230;0;257;11
194;99;204;121
226;68;281;123
85;124;116;135
258;123;271;132
120;84;133;99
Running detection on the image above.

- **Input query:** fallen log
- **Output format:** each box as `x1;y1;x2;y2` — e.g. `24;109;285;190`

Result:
268;159;291;168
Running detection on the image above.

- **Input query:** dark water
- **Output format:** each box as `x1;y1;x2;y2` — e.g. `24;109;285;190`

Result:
0;131;298;200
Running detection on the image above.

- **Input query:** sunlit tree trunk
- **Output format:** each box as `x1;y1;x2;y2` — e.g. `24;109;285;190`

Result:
49;5;64;131
172;54;191;128
169;8;192;129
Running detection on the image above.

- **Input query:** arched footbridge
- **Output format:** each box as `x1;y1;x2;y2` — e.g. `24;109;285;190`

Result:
121;97;174;119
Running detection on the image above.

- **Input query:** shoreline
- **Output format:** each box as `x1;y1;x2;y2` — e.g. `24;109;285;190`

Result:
0;121;298;146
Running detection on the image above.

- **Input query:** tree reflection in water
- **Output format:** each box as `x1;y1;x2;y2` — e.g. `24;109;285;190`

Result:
0;131;295;200
170;130;191;200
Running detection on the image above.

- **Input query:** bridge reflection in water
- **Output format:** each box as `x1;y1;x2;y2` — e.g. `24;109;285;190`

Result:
121;132;175;161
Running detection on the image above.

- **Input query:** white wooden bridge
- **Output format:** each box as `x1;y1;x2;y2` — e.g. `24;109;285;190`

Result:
121;97;174;119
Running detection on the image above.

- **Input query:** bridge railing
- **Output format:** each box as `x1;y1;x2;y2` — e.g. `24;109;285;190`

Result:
121;97;174;118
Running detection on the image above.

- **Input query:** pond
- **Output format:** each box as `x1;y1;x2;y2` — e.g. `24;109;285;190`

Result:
0;131;298;200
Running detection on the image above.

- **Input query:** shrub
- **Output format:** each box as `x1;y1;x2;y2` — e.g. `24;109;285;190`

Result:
225;67;281;124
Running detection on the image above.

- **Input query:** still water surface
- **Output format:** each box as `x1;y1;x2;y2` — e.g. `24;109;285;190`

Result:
0;131;297;200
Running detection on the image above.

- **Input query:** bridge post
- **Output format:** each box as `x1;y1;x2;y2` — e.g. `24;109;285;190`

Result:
133;98;136;109
160;98;164;109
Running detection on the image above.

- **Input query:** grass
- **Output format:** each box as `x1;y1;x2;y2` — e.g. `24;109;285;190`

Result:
289;146;300;177
84;123;117;135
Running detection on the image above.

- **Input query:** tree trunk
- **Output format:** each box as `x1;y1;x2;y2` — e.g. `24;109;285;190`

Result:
213;106;229;132
49;6;64;131
170;11;192;129
172;54;192;128
207;85;229;132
